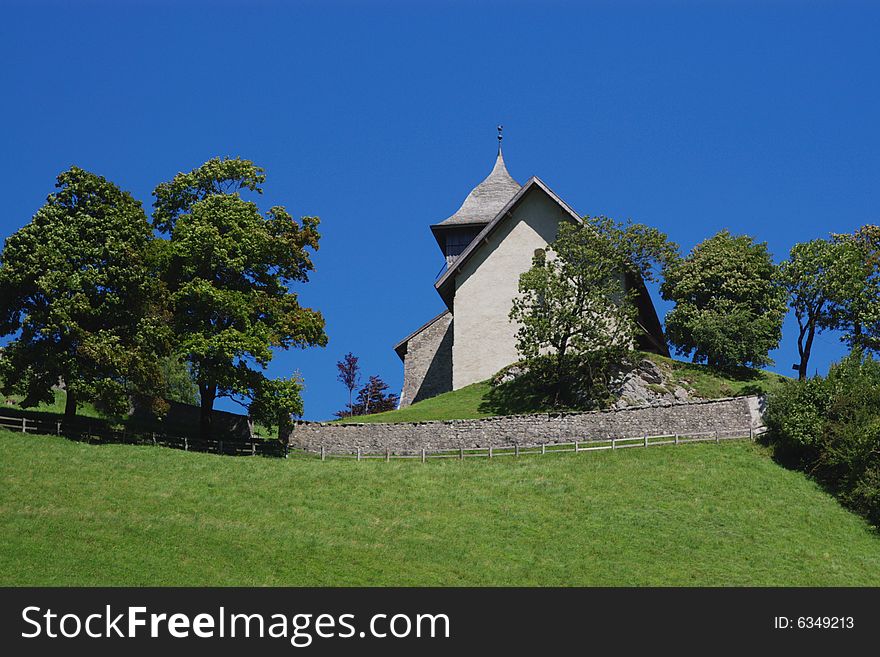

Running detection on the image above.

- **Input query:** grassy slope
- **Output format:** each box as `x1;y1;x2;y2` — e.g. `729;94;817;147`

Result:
2;430;878;586
1;388;104;418
640;352;789;399
340;382;495;424
343;353;789;424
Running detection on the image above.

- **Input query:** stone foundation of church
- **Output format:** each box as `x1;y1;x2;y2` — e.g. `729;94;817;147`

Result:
289;396;764;455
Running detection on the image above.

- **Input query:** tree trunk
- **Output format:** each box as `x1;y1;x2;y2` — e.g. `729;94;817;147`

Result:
199;383;216;442
797;325;816;381
64;389;77;421
554;345;568;408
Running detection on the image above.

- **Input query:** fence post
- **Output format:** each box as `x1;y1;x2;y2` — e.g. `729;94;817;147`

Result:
252;441;256;456
644;434;648;448
56;421;61;436
574;439;578;453
421;448;426;463
21;417;27;433
488;446;493;459
715;430;720;444
385;448;390;462
541;443;546;455
357;447;361;462
459;447;464;460
674;434;679;446
184;437;189;451
612;437;617;450
749;427;754;441
321;446;325;461
515;444;519;458
152;432;156;446
219;440;224;454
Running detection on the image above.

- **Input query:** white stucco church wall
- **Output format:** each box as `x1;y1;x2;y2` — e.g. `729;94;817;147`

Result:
452;189;566;388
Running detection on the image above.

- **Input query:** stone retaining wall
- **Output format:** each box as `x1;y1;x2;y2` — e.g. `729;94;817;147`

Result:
289;396;765;456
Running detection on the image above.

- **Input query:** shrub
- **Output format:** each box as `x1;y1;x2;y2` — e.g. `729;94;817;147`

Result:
765;352;880;526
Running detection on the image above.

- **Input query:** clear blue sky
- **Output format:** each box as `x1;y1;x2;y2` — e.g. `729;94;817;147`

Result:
2;1;878;420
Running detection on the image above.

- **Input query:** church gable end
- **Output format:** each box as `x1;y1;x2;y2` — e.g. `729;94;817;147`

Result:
394;311;453;407
393;136;669;405
449;185;572;389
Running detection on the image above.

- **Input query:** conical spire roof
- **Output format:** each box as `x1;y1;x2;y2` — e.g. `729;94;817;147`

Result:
435;148;521;226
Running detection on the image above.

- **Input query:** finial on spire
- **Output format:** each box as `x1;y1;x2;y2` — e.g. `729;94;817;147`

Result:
497;125;503;155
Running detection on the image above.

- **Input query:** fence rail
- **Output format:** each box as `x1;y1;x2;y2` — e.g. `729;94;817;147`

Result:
3;412;762;464
0;414;288;458
307;427;762;462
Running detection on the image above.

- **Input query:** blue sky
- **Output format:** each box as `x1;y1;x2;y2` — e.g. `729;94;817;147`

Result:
1;1;878;420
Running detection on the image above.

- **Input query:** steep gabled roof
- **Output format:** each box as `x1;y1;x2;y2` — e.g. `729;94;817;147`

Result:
433;148;521;228
434;176;582;308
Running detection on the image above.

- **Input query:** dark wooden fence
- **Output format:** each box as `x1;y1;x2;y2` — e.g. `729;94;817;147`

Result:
0;414;288;458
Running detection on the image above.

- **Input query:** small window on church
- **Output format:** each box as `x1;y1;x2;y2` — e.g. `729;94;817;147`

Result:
445;230;479;258
533;248;546;265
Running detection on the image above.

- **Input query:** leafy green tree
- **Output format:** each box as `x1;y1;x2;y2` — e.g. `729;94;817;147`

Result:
158;357;200;406
152;157;327;439
510;216;677;407
661;230;786;370
779;237;866;379
0;167;164;419
831;225;880;353
248;375;305;439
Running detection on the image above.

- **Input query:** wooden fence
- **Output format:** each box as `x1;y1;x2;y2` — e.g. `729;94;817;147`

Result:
305;427;761;462
0;414;288;458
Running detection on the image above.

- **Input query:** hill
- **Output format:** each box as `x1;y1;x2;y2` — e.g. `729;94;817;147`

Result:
342;353;788;424
1;429;878;586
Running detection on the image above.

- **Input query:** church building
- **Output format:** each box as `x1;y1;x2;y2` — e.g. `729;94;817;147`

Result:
394;131;668;407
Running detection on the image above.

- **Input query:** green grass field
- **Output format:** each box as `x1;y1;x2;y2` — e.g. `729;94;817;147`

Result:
343;353;788;424
2;429;878;586
342;381;495;423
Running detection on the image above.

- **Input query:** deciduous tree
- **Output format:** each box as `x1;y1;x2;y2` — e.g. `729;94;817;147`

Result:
336;374;398;417
335;352;360;418
0;167;164;419
661;230;786;371
510;216;677;407
831;225;880;354
152;157;327;439
779;237;865;379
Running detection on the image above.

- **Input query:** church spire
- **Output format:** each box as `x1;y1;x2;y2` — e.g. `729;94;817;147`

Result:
432;128;521;227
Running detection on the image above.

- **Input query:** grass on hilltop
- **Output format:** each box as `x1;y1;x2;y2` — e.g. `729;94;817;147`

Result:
640;352;788;399
1;429;878;586
338;381;496;424
341;352;789;424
